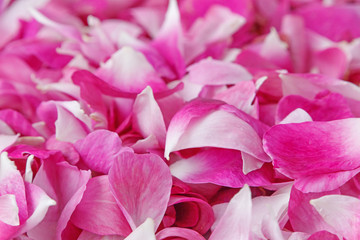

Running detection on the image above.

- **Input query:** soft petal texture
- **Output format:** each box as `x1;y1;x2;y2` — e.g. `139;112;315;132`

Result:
209;185;252;240
311;194;360;239
165;99;270;164
74;130;123;173
108;152;172;230
263;118;360;192
170;148;273;187
124;218;156;240
71;176;132;236
307;231;340;240
186;58;252;85
0;194;19;226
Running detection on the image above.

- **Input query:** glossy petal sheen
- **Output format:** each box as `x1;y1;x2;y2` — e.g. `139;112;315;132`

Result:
108;152;172;230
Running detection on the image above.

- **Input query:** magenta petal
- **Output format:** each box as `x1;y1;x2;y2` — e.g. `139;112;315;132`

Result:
75;130;123;174
108;152;172;230
276;92;353;123
71;176;132;236
308;231;340;240
263;119;360;188
209;185;252;240
156;227;206;240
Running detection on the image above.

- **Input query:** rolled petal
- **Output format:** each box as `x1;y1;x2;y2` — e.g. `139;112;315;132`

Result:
156;227;206;240
108;152;172;230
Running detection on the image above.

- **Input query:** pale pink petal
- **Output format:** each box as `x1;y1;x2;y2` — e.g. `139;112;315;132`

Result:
0;194;19;226
74;130;123;174
311;194;360;239
96;47;165;93
124;218;156;240
132;87;166;148
187;58;252;85
55;104;89;143
108;152;172;230
71;176;132;236
0;152;28;223
209;185;252;240
170;148;273;187
156;227;206;240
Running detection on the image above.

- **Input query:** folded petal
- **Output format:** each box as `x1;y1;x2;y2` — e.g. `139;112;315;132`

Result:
209;185;252;240
71;176;132;236
109;152;172;230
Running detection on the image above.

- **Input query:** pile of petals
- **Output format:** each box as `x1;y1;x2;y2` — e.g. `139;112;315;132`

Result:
2;0;360;239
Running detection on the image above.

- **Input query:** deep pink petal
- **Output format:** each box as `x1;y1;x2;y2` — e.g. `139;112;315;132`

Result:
71;176;132;236
108;152;172;230
308;231;340;240
263;119;360;179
